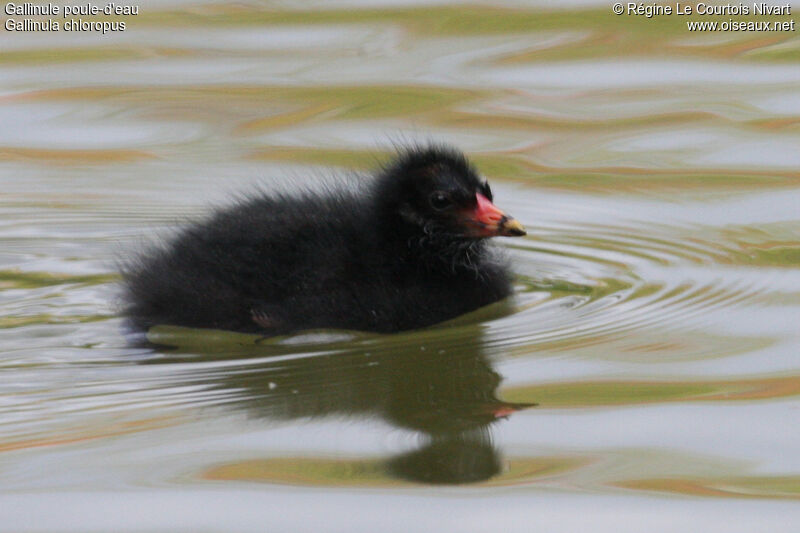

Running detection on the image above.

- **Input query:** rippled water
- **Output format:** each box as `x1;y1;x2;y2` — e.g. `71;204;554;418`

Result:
2;1;800;531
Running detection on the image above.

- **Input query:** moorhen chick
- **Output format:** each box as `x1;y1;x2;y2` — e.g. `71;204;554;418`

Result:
122;145;525;335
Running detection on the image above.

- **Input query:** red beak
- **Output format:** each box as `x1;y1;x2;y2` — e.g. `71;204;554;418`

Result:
485;401;537;418
463;193;526;237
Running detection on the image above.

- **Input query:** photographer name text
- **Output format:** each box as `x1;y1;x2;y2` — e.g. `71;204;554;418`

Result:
615;2;790;17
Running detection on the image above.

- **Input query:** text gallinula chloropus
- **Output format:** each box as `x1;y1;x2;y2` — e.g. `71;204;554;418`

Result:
122;145;525;334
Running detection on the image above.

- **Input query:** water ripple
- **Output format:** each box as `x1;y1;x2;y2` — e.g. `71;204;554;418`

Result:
489;217;790;359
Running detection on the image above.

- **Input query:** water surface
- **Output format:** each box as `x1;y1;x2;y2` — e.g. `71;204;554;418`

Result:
1;2;799;531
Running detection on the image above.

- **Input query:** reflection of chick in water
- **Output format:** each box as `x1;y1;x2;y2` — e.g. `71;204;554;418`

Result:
382;343;529;484
146;326;533;485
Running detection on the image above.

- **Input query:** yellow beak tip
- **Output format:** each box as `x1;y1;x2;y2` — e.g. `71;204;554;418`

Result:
503;219;526;237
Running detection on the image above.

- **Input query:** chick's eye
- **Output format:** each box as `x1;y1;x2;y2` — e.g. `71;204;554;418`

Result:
429;191;452;210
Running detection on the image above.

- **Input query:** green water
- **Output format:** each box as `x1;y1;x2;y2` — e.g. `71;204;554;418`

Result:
1;2;799;531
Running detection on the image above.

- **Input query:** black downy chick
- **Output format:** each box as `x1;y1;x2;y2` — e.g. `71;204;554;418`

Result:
121;145;526;335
